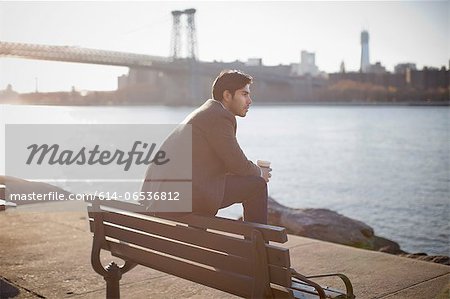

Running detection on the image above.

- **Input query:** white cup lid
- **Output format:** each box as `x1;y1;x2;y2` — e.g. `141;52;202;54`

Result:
257;160;271;167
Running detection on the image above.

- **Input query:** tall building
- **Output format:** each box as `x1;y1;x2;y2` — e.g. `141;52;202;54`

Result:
340;61;346;73
394;63;417;74
367;62;386;74
296;50;320;76
360;30;370;73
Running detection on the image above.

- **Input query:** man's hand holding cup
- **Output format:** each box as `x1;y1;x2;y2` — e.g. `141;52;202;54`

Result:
257;160;272;183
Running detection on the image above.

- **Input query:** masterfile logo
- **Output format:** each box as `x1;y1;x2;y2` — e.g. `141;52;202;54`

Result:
4;124;193;212
6;124;191;180
25;141;170;171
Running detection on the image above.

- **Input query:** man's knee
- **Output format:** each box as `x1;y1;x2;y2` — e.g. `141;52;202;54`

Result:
253;176;268;195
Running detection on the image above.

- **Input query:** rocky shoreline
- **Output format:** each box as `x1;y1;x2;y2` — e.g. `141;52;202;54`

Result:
267;196;449;266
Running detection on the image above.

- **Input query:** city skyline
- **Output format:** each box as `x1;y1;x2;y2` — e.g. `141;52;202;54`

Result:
0;1;448;92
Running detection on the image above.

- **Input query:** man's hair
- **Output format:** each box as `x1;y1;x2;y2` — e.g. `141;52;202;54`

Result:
212;70;253;102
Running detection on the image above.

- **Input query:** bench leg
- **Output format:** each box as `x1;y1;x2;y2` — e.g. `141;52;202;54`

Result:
251;230;273;299
104;262;121;299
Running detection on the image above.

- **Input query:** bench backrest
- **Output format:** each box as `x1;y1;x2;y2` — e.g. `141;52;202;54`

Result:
87;199;296;298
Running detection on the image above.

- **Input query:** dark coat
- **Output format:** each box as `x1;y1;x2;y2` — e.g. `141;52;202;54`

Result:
142;99;260;215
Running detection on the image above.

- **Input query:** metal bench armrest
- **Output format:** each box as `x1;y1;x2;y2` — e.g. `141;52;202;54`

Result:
304;273;354;299
290;269;327;298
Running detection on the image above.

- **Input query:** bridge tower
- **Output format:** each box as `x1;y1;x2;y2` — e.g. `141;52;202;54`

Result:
170;8;198;60
170;10;183;59
185;9;198;60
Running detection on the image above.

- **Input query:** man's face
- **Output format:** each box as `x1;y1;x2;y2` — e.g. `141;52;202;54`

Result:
227;84;252;117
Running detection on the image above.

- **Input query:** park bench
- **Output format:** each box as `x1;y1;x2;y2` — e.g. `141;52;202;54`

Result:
87;199;355;298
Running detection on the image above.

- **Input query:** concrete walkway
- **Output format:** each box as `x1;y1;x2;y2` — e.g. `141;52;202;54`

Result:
0;201;448;299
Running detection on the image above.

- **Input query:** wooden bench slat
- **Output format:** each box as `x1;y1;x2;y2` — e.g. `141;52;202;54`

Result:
86;199;145;212
106;240;253;298
267;245;291;268
103;223;253;277
89;217;290;269
92;211;253;259
164;213;288;243
87;199;288;243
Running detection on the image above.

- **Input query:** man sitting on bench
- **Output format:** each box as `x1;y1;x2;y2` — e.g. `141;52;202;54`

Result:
142;70;272;224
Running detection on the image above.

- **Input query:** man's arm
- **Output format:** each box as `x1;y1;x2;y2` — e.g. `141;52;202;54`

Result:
206;114;260;176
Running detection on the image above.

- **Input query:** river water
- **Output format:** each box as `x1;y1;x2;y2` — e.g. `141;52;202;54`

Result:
1;104;448;255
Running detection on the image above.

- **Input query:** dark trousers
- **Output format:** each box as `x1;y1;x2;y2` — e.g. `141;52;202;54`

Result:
219;175;268;224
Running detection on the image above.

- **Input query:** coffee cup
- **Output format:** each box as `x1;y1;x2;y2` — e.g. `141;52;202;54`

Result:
257;160;271;168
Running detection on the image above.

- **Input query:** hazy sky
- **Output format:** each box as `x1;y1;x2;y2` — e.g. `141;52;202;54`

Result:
0;1;448;92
